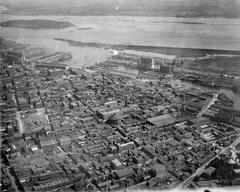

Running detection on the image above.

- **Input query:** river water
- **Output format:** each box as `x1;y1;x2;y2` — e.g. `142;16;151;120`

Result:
0;14;239;110
1;14;240;66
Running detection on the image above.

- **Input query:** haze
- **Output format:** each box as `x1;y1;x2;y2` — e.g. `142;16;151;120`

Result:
1;0;240;17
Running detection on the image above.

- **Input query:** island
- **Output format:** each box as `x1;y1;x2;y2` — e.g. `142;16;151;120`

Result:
0;19;74;29
77;27;93;30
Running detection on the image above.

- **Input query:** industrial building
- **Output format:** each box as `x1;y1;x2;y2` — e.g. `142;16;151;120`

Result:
6;47;47;64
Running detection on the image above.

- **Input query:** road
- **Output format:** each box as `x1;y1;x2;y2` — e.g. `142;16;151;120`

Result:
6;167;19;192
178;133;240;189
197;93;219;117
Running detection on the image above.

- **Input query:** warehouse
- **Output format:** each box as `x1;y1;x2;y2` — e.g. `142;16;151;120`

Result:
147;114;176;128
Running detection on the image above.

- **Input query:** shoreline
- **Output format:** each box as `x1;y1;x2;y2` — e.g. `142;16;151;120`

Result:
2;13;240;20
0;19;74;30
1;10;240;19
54;38;240;57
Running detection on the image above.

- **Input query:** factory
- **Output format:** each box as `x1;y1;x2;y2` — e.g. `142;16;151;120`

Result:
6;47;47;64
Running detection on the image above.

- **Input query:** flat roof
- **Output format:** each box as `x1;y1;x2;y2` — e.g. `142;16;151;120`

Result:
147;114;176;127
115;167;135;178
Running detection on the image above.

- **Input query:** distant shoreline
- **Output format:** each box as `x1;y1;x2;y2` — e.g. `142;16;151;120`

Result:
77;27;93;30
150;21;205;25
0;5;8;12
2;12;240;19
0;19;74;30
54;38;240;57
2;10;240;19
1;0;240;18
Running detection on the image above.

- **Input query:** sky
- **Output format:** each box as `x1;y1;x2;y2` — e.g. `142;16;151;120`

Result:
0;0;240;17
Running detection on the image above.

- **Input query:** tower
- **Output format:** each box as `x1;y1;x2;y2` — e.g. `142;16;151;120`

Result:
138;57;152;77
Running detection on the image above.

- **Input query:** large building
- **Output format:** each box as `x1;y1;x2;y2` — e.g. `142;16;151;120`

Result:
6;47;46;64
139;57;152;71
147;114;176;128
97;106;136;121
159;65;173;74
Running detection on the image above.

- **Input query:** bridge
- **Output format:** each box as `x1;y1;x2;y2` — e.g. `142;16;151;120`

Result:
197;93;219;117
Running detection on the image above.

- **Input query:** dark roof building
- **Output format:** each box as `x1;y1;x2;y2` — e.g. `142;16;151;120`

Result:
147;114;176;127
114;167;135;179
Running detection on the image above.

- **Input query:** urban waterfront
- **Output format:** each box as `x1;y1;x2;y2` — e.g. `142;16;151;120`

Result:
1;14;240;108
1;1;240;192
1;14;240;66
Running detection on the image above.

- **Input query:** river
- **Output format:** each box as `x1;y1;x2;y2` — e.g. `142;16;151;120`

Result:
170;79;240;110
0;14;239;110
1;14;240;66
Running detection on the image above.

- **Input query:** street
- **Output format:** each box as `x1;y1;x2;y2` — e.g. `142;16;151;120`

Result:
197;93;219;117
178;133;240;189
